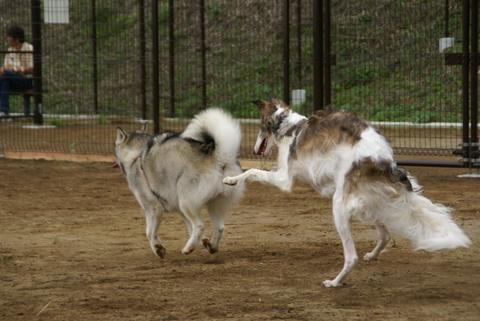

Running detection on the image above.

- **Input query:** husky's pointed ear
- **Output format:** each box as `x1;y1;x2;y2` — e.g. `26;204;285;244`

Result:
140;121;148;133
252;99;268;110
116;127;128;145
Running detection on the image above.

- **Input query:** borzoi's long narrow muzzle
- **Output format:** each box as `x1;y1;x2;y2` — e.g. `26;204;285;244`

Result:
253;137;268;156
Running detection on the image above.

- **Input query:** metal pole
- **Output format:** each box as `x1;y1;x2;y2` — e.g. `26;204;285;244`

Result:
470;0;478;162
462;0;470;165
296;0;302;86
31;0;43;125
445;0;450;37
138;0;147;120
168;0;175;117
152;0;160;133
199;0;207;110
283;0;290;104
91;0;98;114
323;0;331;107
313;0;324;110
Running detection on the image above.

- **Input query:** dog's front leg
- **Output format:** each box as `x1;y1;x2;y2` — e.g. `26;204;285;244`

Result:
223;168;292;192
224;136;293;191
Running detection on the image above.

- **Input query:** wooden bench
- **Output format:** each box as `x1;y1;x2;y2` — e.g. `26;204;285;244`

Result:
0;89;43;119
8;89;35;116
21;88;34;116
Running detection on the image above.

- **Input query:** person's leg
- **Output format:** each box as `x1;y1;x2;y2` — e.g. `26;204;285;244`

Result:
0;71;34;115
0;74;10;114
5;71;33;91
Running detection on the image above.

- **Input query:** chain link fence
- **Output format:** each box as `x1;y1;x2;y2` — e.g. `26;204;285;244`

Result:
0;0;472;162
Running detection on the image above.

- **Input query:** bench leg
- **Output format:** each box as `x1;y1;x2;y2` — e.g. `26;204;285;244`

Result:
23;95;31;116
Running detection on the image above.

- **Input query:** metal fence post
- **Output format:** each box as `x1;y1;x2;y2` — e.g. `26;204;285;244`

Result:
313;0;324;110
462;0;470;165
168;0;175;117
91;0;98;114
470;0;478;163
323;0;331;107
445;0;450;37
296;0;302;86
199;0;207;110
283;0;290;105
152;0;160;133
138;0;147;120
31;0;43;125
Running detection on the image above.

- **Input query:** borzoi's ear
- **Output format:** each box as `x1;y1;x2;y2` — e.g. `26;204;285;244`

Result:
116;127;128;145
252;99;269;110
140;122;148;133
270;98;288;108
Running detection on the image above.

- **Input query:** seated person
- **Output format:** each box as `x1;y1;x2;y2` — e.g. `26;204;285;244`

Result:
0;25;33;117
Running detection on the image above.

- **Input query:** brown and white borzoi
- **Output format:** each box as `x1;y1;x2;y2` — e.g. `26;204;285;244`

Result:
223;98;471;287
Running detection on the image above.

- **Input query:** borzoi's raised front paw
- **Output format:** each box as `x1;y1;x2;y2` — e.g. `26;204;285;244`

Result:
323;279;343;288
202;238;218;254
223;176;238;186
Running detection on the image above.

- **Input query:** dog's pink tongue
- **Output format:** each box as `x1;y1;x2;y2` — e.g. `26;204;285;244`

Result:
254;138;268;156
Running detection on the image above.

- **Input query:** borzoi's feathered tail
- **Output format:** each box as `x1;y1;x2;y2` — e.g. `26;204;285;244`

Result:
373;180;471;251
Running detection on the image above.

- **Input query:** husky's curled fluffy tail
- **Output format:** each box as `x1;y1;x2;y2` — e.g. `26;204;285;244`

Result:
181;108;241;164
377;178;471;251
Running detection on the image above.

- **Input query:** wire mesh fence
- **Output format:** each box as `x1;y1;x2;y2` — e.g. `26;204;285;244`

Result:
0;0;475;162
330;1;464;156
0;0;146;154
158;0;288;156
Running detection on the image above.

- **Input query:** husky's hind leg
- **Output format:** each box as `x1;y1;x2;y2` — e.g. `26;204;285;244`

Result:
145;204;166;258
179;204;204;255
323;192;358;288
178;211;193;238
364;223;391;261
203;198;230;254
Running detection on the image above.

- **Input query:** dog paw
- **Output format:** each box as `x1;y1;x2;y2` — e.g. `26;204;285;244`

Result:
363;252;377;261
181;246;195;255
202;238;218;254
323;279;342;288
223;177;238;186
154;244;166;258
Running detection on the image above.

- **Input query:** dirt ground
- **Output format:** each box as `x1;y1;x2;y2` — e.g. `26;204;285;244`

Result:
0;159;479;321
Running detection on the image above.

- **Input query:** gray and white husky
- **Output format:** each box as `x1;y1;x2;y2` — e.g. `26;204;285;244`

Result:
115;108;244;257
224;98;471;287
